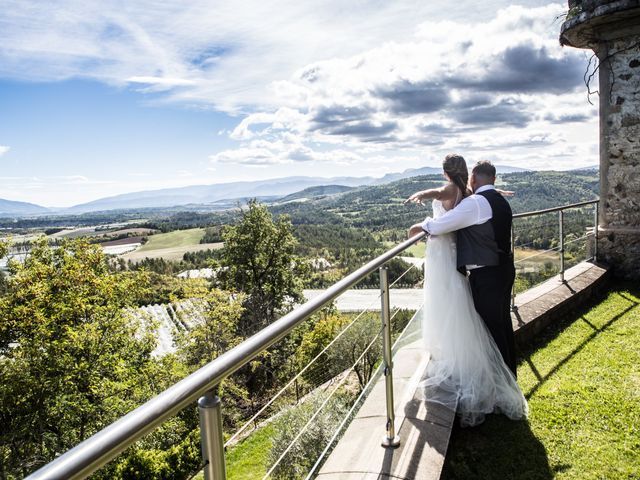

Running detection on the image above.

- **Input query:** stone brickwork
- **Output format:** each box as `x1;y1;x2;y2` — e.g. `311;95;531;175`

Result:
561;1;640;278
601;37;640;228
599;36;640;276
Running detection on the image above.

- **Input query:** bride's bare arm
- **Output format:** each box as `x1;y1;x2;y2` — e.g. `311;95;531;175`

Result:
496;188;515;197
404;183;457;205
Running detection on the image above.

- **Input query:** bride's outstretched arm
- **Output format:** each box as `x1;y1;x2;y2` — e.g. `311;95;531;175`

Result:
496;188;515;197
404;184;453;205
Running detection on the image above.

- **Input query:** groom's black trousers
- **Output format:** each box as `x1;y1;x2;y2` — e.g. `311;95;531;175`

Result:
468;263;517;377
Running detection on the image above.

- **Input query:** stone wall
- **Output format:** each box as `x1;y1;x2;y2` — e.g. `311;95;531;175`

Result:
598;36;640;278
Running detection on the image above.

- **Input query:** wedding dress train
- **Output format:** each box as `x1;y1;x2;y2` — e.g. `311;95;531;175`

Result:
420;200;528;427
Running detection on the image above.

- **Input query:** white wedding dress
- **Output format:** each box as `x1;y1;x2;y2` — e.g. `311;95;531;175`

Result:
420;199;528;427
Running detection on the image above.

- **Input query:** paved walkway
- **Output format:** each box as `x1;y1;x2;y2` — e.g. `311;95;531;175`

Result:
303;288;423;311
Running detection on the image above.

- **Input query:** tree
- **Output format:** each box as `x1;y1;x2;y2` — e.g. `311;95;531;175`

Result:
175;287;244;368
216;200;308;405
172;284;248;429
0;238;161;478
294;309;349;390
218;200;307;336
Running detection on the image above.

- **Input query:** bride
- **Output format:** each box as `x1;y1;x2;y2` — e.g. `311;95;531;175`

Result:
405;155;527;427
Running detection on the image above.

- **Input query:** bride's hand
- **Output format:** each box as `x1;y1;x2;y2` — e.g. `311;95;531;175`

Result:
404;191;424;205
408;223;425;239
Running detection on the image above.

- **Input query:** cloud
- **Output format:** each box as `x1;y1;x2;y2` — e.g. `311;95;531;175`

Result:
456;131;564;151
0;145;10;156
230;108;305;140
544;112;592;123
210;138;362;166
452;99;533;128
60;175;90;183
248;3;590;147
448;45;584;94
1;2;600;180
0;0;462;111
311;119;398;141
375;80;450;114
211;146;277;166
126;76;197;90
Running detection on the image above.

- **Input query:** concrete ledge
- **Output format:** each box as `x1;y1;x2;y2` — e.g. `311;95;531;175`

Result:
512;261;611;345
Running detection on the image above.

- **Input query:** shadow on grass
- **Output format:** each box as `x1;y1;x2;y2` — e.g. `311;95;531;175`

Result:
442;281;640;480
441;415;553;480
518;282;639;400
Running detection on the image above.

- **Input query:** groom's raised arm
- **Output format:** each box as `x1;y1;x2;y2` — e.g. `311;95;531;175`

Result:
422;196;491;235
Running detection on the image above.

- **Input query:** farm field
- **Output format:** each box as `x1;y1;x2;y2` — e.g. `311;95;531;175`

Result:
49;225;153;239
404;242;426;258
514;246;560;266
121;242;223;262
136;228;206;251
394;244;560;263
117;228;224;262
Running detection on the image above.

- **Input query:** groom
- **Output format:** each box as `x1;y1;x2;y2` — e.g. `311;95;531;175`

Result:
409;158;517;376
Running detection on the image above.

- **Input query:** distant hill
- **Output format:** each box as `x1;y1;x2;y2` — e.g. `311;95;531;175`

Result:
65;176;376;213
65;164;531;213
271;170;599;231
568;165;598;171
277;185;355;203
373;164;528;184
495;165;530;173
0;164;535;217
0;198;49;216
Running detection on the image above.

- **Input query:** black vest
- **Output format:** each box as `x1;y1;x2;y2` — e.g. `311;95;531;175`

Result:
456;189;512;271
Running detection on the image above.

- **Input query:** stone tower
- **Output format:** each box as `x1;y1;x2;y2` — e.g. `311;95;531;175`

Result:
560;0;640;278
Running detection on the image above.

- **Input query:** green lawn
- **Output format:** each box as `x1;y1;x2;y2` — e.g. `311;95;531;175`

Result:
226;423;275;480
404;242;426;258
441;281;640;480
137;228;206;252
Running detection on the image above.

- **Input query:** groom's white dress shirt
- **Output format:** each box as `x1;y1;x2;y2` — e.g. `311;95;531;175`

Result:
421;184;496;270
420;184;495;235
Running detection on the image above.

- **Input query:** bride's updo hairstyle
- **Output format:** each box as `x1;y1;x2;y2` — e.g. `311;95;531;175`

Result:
443;153;469;198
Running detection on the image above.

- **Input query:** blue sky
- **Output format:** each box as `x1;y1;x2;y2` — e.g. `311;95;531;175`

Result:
0;1;598;207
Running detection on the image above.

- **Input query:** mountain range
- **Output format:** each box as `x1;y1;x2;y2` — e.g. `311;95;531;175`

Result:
0;164;531;216
0;198;51;217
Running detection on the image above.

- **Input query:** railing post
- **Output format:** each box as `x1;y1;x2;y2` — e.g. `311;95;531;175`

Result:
559;210;565;283
199;389;226;480
594;202;599;262
380;266;400;448
511;222;516;311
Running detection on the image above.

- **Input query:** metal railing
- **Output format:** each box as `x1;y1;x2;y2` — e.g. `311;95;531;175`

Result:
25;197;600;480
25;232;426;480
511;199;599;309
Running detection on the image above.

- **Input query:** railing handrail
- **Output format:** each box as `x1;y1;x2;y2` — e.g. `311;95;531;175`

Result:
26;232;427;480
513;199;598;219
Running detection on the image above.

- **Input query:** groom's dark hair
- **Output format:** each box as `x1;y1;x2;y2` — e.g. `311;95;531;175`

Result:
472;160;496;182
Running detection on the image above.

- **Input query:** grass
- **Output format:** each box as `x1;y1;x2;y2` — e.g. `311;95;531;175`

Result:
226;423;275;480
441;281;640;480
404;242;426;258
190;423;275;480
120;228;222;262
514;247;559;265
137;228;206;251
